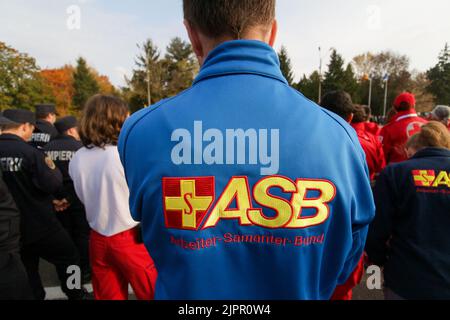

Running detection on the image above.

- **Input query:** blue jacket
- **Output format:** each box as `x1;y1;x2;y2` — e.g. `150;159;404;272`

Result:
366;147;450;300
118;40;375;300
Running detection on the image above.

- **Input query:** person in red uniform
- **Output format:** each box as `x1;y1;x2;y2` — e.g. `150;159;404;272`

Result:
362;105;381;137
320;92;376;300
352;105;386;182
380;92;428;164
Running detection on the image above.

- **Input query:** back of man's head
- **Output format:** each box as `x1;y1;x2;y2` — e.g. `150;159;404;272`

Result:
352;105;368;124
183;0;276;39
320;91;355;121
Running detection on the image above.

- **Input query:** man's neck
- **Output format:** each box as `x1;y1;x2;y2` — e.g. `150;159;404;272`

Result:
1;131;25;141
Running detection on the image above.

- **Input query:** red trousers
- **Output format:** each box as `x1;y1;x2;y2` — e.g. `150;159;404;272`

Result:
90;228;157;300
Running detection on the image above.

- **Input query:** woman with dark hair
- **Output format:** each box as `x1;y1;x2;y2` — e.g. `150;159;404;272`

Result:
69;95;157;300
366;121;450;300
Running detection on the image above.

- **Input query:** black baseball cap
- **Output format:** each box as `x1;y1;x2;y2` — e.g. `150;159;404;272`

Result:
35;104;57;116
2;109;36;125
0;111;16;126
55;116;78;133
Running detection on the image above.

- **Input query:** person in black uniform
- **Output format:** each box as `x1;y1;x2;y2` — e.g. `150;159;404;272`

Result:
366;121;450;300
0;114;33;300
30;104;59;149
0;109;84;300
44;116;91;283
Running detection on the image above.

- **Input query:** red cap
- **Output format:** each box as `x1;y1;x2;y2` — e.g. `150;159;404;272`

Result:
394;92;416;110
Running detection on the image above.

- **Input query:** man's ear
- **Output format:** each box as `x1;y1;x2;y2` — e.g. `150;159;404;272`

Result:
184;20;204;63
347;114;354;124
268;19;278;47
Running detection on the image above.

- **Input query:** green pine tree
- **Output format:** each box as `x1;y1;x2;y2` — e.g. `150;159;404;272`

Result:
427;43;450;105
278;46;295;86
323;49;358;100
162;37;198;97
323;49;346;93
72;57;100;110
295;71;321;102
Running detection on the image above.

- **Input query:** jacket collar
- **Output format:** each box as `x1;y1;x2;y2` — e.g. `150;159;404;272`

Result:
412;147;450;160
351;122;366;132
0;133;26;142
194;40;288;86
391;109;419;123
56;134;77;141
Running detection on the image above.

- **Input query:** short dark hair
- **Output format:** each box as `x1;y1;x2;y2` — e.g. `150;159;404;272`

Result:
352;105;367;124
79;95;129;149
396;101;411;112
183;0;276;39
1;123;23;132
36;112;55;120
362;105;372;120
320;91;355;120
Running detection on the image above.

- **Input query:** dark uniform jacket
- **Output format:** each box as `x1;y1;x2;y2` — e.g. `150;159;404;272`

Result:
30;120;59;149
43;135;84;210
0;134;63;245
366;148;450;300
0;168;21;254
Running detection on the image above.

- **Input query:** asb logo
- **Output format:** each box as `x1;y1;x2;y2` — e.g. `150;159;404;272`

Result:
163;177;215;230
162;176;336;231
412;170;450;188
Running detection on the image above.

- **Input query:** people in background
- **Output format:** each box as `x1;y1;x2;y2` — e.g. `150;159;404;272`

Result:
69;95;157;301
361;105;381;137
320;92;385;182
379;92;428;164
0;112;33;300
366;121;450;300
30;104;59;149
44;116;91;284
0;109;84;300
429;105;449;129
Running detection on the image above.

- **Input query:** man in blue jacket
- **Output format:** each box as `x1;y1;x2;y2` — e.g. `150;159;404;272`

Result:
119;0;375;300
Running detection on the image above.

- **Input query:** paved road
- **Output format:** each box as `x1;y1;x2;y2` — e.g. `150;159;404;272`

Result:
40;260;384;300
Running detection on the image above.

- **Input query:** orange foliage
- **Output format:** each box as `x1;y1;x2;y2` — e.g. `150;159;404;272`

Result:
40;66;74;116
41;65;115;116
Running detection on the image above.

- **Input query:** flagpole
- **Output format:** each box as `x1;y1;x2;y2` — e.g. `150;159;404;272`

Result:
368;77;373;109
383;78;389;117
318;47;322;104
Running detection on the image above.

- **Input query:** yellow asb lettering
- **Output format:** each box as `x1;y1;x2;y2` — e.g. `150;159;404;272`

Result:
287;179;336;229
247;176;296;229
203;177;252;228
432;171;450;188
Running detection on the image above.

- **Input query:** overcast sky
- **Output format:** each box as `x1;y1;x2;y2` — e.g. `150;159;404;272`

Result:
1;0;449;86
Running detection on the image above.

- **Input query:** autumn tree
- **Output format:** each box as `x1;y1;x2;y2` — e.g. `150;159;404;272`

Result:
353;51;412;115
427;43;450;105
72;57;100;110
278;46;294;86
0;42;54;110
40;66;74;115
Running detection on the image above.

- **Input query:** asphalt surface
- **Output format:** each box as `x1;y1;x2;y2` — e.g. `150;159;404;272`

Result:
39;260;384;300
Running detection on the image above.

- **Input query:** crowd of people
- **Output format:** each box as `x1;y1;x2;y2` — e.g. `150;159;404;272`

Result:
1;0;450;301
